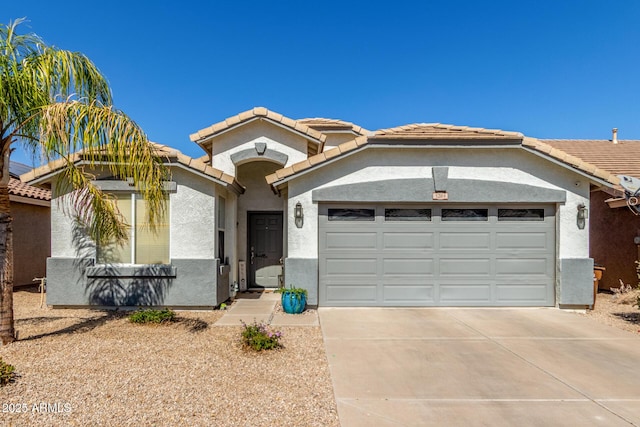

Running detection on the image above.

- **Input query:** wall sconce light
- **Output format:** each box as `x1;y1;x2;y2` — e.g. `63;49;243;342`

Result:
577;203;588;230
294;202;304;228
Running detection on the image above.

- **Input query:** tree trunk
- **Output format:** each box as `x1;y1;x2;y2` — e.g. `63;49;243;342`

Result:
0;148;15;344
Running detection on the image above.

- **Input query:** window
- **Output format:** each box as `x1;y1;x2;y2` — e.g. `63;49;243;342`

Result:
498;208;545;221
97;194;170;264
328;208;375;221
218;196;226;262
385;208;431;221
441;208;488;221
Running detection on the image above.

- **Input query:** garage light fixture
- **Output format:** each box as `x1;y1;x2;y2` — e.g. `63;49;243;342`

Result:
294;202;304;228
577;203;588;229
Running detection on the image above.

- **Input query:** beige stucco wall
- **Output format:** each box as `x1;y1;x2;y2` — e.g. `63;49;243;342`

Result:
286;146;590;260
208;120;312;176
12;201;50;286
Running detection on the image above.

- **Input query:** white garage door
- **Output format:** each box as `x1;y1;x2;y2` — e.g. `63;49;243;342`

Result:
318;204;556;307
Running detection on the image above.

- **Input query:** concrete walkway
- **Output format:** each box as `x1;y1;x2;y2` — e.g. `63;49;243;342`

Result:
319;307;640;427
214;291;318;326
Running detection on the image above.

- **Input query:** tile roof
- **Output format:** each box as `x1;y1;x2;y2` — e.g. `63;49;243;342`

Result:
372;123;523;140
266;125;620;187
21;143;244;193
9;177;51;201
190;107;327;147
297;118;369;136
541;139;640;179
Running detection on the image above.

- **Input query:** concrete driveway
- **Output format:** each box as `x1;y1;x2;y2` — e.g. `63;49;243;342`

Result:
318;308;640;426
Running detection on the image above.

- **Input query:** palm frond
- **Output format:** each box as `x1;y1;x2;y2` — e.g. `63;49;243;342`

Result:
39;100;169;234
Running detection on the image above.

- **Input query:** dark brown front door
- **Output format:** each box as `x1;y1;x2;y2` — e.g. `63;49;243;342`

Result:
248;212;283;288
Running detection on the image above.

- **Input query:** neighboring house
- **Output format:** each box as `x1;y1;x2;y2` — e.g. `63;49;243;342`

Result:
23;107;620;309
544;136;640;290
9;162;51;287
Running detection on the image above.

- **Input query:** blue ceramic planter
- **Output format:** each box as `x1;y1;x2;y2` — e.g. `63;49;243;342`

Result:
281;292;306;314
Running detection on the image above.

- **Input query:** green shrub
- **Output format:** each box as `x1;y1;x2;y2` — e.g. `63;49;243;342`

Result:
240;320;283;351
129;308;176;324
0;358;15;386
275;285;308;298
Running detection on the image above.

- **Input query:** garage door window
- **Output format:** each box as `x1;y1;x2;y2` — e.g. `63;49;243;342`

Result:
442;208;488;221
498;208;545;221
385;208;431;221
328;208;375;221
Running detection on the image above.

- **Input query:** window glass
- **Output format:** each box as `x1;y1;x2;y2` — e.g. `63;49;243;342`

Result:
97;193;169;264
97;194;132;264
135;196;170;264
441;208;488;221
385;208;431;221
498;209;545;221
217;196;226;229
218;230;225;261
328;208;375;221
217;196;226;262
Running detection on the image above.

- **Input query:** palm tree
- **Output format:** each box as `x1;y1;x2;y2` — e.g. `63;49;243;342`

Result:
0;19;168;343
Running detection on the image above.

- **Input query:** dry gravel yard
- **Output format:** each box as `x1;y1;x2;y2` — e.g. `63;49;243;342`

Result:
0;288;339;427
584;289;640;334
3;286;640;426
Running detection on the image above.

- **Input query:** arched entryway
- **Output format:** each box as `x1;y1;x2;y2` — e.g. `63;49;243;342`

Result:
236;160;285;288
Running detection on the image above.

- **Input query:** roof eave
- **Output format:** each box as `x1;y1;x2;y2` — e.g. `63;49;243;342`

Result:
191;116;326;149
24;160;245;195
520;146;618;188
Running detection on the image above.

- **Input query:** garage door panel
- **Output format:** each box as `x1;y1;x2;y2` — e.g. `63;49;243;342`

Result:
383;284;434;303
324;258;377;275
439;232;491;250
319;204;555;307
440;258;492;276
496;232;549;250
383;232;434;250
326;285;377;303
439;284;492;303
325;232;377;250
496;285;549;303
495;258;551;275
383;258;434;275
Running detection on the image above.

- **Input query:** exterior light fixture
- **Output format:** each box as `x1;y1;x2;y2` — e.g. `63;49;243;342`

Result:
577;203;588;229
294;202;304;228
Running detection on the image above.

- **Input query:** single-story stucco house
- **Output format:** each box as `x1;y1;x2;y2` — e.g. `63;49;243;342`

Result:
10;162;51;287
22;107;623;309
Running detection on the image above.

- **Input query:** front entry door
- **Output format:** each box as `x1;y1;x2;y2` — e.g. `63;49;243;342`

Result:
248;212;283;288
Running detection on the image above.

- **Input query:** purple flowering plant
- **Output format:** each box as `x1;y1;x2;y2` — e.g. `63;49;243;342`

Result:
240;319;283;351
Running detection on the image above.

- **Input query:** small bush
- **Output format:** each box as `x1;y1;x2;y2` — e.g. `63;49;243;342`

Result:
241;320;282;351
0;358;15;386
129;308;176;324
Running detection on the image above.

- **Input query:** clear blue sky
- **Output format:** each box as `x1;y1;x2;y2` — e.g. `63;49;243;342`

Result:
4;1;640;165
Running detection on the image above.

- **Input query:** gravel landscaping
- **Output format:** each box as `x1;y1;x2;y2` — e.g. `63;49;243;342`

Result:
3;285;640;426
0;287;339;427
584;289;640;334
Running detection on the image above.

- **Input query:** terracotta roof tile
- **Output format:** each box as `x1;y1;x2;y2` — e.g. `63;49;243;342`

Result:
372;123;523;140
190;107;326;146
21;143;243;191
9;178;51;201
297;118;369;136
338;139;358;153
292;160;312;173
323;147;342;160
542;139;640;179
267;124;621;188
308;153;327;166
